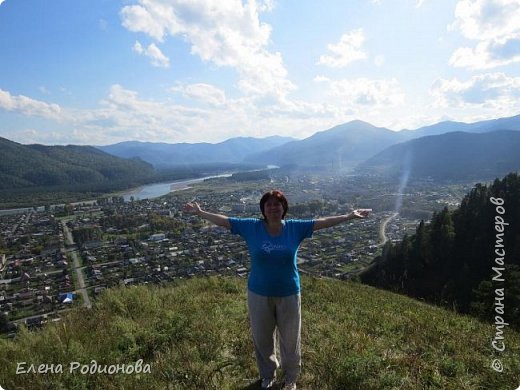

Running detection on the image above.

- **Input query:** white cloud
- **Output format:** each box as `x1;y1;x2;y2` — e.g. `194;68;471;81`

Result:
0;89;61;119
171;83;227;106
1;83;334;145
257;0;275;12
431;73;520;112
313;75;330;83
320;77;405;107
305;76;410;130
94;84;331;143
450;0;520;69
133;41;170;68
0;0;6;6
87;84;216;142
450;32;520;68
133;41;144;54
318;29;368;67
120;0;293;99
452;0;520;40
121;4;167;41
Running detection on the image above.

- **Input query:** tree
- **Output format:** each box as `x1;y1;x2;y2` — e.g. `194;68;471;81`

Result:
64;203;74;215
0;311;10;333
361;172;520;329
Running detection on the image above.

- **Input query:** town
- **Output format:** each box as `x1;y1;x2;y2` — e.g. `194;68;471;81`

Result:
0;171;471;337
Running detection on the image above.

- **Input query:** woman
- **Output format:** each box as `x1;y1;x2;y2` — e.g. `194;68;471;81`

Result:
182;190;371;390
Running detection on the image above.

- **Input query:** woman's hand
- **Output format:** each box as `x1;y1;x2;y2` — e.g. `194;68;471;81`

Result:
182;202;231;229
182;202;202;215
351;209;372;219
313;209;372;231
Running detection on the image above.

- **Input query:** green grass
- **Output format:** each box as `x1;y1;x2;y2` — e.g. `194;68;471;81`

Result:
0;276;519;389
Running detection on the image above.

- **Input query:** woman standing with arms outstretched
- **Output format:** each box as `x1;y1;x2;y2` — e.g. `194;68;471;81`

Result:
183;190;371;390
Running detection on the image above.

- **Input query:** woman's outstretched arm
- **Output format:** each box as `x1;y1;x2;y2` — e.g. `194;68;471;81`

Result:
313;209;371;231
182;202;231;229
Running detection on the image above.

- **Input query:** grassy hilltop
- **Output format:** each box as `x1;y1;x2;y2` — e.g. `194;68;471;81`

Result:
1;276;519;389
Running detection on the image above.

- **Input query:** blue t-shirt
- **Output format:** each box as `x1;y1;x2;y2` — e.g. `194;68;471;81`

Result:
229;218;315;297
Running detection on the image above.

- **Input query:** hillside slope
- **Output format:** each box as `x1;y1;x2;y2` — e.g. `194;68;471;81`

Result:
1;276;518;389
0;137;155;190
357;130;520;181
360;172;520;331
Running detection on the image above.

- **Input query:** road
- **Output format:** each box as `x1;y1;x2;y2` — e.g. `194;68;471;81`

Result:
378;212;398;246
11;308;74;328
61;221;92;309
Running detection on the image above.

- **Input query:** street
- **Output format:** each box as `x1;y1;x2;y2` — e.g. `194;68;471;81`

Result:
61;221;92;309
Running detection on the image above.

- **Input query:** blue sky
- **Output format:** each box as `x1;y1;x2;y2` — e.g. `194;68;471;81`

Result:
1;0;519;145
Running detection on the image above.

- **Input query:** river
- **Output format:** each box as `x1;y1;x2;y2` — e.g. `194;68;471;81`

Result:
0;167;278;215
0;174;232;215
120;165;279;201
120;174;232;202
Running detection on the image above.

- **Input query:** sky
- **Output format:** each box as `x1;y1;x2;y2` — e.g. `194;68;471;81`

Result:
1;0;520;146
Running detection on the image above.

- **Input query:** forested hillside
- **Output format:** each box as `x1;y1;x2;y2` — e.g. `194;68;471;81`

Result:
358;131;520;181
361;172;520;329
0;137;155;190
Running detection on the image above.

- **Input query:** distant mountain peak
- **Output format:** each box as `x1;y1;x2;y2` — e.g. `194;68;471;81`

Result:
95;113;520;169
345;119;377;126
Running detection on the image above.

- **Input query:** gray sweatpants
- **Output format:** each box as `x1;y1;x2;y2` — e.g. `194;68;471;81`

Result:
247;289;301;383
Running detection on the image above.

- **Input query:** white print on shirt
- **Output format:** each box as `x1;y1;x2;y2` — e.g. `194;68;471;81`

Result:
261;241;287;254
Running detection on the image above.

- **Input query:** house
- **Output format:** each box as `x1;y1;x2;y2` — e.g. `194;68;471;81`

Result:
25;316;44;329
94;286;106;295
59;292;74;303
149;233;166;241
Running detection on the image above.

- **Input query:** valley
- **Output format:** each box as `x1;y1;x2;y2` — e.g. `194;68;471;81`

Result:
0;169;475;336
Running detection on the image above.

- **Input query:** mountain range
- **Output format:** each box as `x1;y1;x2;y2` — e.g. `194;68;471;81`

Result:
1;114;520;191
96;114;520;175
97;136;294;168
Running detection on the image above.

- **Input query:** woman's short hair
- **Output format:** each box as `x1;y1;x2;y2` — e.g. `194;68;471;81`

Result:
260;190;289;219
